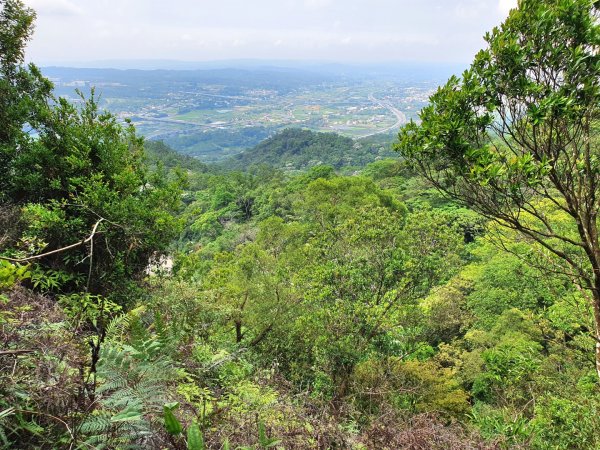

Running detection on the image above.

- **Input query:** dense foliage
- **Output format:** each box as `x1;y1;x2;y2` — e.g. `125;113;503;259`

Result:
397;0;600;377
164;126;272;162
1;0;599;449
145;140;210;173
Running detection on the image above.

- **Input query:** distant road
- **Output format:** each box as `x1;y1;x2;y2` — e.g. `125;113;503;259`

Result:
360;94;407;138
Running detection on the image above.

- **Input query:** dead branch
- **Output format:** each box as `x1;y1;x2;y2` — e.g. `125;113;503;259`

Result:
0;349;35;356
0;219;105;264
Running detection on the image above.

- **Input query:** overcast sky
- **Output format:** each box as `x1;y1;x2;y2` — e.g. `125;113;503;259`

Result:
24;0;518;65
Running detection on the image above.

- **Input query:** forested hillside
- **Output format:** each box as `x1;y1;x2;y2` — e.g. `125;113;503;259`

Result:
1;1;600;449
227;128;395;172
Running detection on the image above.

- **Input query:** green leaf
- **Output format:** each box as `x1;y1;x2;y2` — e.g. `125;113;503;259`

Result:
257;421;281;448
0;408;14;419
164;401;180;410
163;405;183;435
258;421;268;445
111;406;142;423
187;422;205;450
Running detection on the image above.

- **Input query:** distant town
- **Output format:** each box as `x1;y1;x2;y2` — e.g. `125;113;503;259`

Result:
45;66;442;162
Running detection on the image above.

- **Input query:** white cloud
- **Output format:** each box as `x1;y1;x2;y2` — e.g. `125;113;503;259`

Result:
454;4;483;20
26;0;82;16
23;0;515;64
498;0;518;14
303;0;332;10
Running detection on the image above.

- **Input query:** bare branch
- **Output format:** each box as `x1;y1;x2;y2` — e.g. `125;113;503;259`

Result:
0;218;104;263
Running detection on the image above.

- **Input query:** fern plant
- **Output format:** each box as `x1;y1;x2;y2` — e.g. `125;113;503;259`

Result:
0;408;14;448
78;337;177;449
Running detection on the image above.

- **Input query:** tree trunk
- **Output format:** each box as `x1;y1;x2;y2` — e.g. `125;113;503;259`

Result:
249;323;273;347
596;340;600;381
235;320;243;343
587;221;600;380
592;288;600;380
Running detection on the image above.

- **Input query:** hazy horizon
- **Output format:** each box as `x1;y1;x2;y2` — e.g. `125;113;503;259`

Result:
35;58;469;73
25;0;517;66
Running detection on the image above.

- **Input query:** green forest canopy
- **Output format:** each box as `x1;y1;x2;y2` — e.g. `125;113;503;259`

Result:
1;0;600;449
227;128;395;172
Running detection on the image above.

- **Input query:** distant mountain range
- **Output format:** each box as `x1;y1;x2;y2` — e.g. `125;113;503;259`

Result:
42;66;337;97
39;60;466;82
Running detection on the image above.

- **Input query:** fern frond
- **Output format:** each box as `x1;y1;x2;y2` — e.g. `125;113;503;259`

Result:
104;306;147;342
79;338;177;448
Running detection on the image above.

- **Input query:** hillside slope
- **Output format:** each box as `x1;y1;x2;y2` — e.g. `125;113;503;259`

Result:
227;128;395;171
